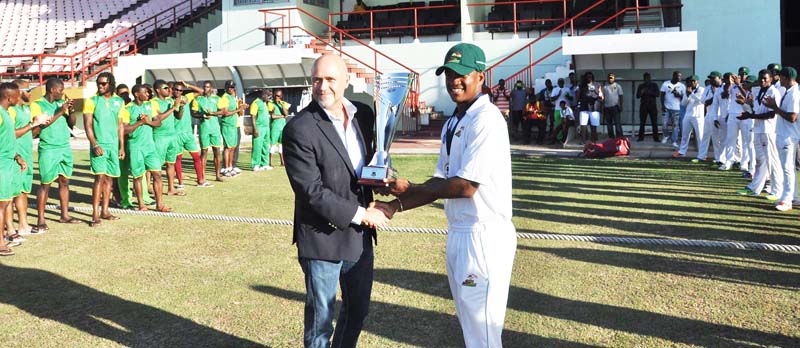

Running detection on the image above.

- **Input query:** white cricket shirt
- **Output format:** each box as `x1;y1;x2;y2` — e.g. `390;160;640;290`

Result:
434;94;513;231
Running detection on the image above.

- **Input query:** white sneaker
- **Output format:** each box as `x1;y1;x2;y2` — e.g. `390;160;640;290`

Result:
776;202;792;211
671;142;678;148
233;167;242;174
253;166;262;172
661;137;668;144
263;165;274;171
718;164;730;171
220;168;229;174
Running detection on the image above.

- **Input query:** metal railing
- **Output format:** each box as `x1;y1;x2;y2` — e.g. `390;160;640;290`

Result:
0;0;219;86
259;7;421;104
491;2;683;90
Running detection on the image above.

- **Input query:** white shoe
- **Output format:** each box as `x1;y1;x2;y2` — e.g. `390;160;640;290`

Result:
220;168;229;174
263;166;274;171
253;166;262;172
718;164;730;171
233;167;242;174
661;137;668;144
671;142;678;148
776;201;792;212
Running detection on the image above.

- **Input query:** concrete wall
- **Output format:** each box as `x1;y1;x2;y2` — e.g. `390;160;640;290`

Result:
149;9;223;56
682;0;781;76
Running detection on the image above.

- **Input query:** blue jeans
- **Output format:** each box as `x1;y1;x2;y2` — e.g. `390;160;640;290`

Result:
299;248;374;348
663;109;680;143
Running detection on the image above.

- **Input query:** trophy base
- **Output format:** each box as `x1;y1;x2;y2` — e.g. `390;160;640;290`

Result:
358;166;390;186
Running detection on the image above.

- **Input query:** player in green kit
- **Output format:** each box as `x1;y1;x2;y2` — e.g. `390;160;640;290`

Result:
249;89;273;171
31;78;80;232
120;84;175;212
150;80;185;196
83;72;125;227
171;81;211;187
268;88;289;167
11;80;38;235
0;83;32;255
192;81;225;182
219;80;245;177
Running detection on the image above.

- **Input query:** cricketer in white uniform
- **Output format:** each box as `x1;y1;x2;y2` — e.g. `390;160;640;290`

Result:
721;80;751;172
699;71;722;163
739;69;783;199
674;75;705;159
375;43;517;348
765;67;800;211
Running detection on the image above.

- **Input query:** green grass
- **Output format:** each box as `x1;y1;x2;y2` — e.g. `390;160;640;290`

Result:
1;153;798;347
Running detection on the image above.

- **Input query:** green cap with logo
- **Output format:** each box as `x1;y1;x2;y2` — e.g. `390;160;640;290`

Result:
738;66;750;75
687;74;700;81
435;43;488;76
744;75;757;84
780;67;797;79
707;71;722;79
768;63;782;72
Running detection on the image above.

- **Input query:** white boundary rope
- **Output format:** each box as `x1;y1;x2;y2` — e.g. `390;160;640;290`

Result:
44;205;800;253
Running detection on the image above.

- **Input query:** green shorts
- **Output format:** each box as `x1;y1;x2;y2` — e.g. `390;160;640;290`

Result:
154;135;180;164
200;125;222;149
17;151;33;194
270;118;286;145
176;132;200;153
38;146;74;184
128;146;162;178
222;125;239;148
90;143;121;177
0;160;21;201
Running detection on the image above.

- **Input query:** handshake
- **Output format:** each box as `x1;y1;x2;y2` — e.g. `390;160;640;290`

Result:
360;177;411;229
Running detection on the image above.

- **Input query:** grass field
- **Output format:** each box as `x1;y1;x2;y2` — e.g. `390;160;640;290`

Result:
1;152;799;347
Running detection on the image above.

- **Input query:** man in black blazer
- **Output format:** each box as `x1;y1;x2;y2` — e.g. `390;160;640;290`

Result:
283;54;389;348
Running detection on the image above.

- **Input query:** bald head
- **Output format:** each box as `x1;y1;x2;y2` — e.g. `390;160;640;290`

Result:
312;54;350;112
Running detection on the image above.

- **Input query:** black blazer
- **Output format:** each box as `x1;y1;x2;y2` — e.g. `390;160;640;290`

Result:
283;100;376;262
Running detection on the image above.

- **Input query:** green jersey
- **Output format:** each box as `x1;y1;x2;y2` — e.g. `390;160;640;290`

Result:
119;101;157;148
83;94;124;145
220;93;239;128
0;107;15;161
192;95;222;132
249;98;270;128
12;104;32;157
30;97;70;149
174;92;196;134
151;97;176;136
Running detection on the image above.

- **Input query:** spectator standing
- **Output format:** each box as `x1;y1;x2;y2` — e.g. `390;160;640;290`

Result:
492;78;511;118
636;72;660;141
509;80;527;141
660;71;685;148
602;73;624;138
577;71;604;144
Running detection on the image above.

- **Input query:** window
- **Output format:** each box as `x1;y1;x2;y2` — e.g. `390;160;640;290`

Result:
303;0;328;8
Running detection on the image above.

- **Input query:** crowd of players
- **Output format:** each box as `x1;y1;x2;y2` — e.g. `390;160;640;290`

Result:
0;74;297;256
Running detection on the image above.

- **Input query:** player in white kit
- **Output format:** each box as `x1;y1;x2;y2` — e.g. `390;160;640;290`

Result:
673;75;705;159
738;69;783;200
764;67;800;211
375;43;517;348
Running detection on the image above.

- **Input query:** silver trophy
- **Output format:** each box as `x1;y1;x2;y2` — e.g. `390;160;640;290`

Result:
358;72;416;186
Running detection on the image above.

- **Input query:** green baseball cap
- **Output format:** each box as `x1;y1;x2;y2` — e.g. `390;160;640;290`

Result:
687;74;700;81
738;66;750;75
707;71;722;79
768;63;782;72
744;75;757;84
435;43;487;76
780;67;797;79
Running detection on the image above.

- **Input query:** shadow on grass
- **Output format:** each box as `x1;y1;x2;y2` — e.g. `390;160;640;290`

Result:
519;244;800;290
251;285;599;348
372;268;800;348
0;265;266;348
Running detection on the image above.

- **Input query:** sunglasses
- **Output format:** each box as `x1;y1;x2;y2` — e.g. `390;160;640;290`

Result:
160;86;170;90
97;81;109;86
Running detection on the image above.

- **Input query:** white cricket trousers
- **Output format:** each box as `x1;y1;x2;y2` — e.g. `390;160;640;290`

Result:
716;116;730;164
698;115;717;161
748;133;783;195
678;116;703;157
446;222;517;348
725;115;754;172
777;136;800;205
